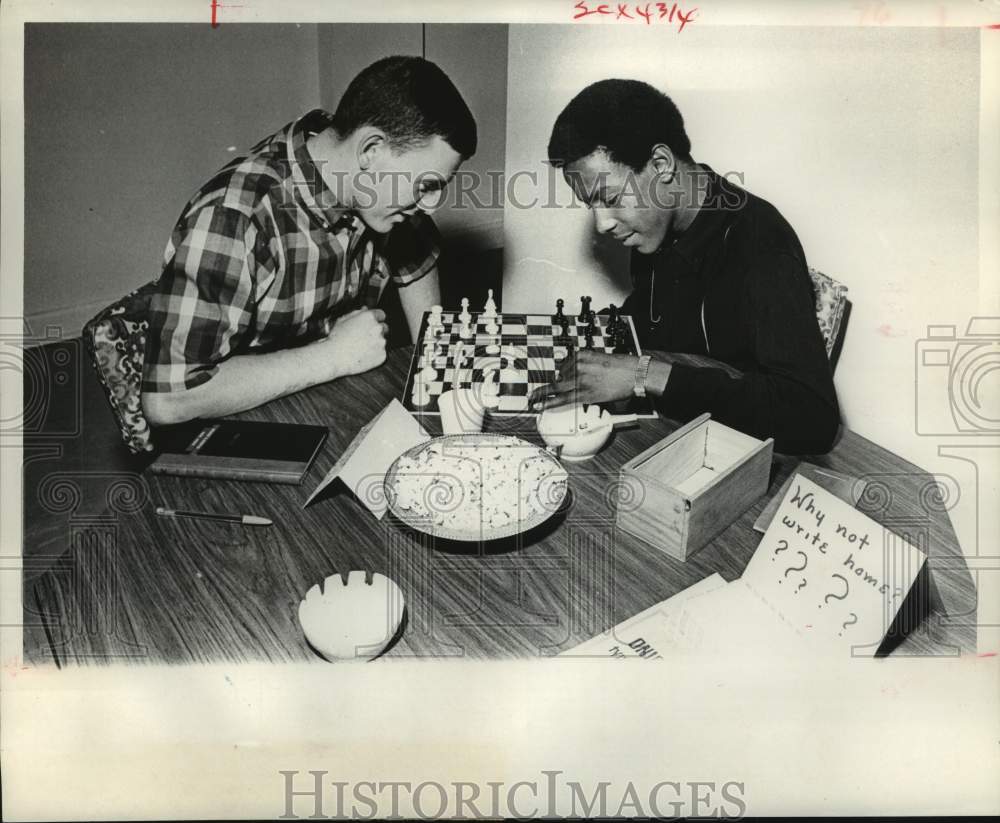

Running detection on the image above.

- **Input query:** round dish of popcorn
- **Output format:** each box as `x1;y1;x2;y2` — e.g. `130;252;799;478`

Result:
384;434;569;541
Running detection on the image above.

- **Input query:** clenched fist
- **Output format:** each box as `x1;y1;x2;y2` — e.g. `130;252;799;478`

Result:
317;308;390;380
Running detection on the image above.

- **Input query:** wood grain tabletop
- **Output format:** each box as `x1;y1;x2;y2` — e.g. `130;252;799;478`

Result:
26;348;977;664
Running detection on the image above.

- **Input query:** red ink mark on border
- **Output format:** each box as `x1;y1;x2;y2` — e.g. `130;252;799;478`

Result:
985;24;1000;29
210;0;243;28
978;651;997;657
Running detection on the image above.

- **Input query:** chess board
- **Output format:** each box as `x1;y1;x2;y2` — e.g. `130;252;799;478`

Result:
402;311;656;417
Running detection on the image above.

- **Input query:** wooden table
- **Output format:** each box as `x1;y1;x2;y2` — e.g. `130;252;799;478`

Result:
26;348;977;664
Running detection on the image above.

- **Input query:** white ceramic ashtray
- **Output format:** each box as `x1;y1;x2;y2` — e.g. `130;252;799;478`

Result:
298;571;405;662
537;404;638;461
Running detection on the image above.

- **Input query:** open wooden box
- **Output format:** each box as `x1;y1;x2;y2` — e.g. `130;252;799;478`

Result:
616;413;774;561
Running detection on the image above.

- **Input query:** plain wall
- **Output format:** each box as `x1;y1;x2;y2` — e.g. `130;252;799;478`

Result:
24;23;322;337
502;25;981;472
24;23;507;339
318;23;507;253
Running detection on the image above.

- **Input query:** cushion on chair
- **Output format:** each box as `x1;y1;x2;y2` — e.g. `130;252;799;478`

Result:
82;280;161;453
808;267;849;360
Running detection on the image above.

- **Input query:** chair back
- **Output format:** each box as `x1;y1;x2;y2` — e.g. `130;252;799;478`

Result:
808;267;850;371
82;280;161;453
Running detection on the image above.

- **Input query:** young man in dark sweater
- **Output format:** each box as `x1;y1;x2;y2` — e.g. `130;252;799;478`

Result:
533;79;840;455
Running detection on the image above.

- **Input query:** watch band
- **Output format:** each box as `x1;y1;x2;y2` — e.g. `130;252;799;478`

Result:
633;355;652;398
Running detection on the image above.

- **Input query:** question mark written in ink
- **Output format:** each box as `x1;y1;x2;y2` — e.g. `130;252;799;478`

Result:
772;538;789;562
839;613;858;636
819;573;850;608
781;551;809;593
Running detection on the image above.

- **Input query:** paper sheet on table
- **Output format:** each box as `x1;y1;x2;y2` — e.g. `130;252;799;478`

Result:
559;573;729;658
303;398;430;516
670;578;816;656
753;462;867;533
740;473;926;656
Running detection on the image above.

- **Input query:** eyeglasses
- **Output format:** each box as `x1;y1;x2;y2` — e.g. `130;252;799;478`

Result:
414;173;449;213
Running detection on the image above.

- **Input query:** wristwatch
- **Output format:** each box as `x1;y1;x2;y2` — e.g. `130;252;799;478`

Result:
633;355;653;398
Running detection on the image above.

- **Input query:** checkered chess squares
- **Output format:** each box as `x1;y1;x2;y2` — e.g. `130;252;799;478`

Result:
402;311;640;416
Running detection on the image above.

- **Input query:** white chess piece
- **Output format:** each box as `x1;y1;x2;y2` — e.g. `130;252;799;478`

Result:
412;382;432;406
459;321;473;340
418;345;438;381
426;305;443;333
482;288;497;319
459;298;471;325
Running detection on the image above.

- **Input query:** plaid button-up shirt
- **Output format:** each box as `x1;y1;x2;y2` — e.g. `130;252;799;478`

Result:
142;109;440;393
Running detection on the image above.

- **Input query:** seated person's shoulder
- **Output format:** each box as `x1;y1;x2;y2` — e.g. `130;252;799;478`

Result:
182;141;291;227
730;189;805;263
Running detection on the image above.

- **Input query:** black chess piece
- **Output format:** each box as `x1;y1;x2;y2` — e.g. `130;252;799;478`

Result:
579;295;592;322
608;303;620;332
584;326;594;350
555;298;565;321
612;313;629;353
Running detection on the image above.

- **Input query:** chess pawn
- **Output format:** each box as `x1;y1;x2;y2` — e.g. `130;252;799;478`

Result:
412;382;432;407
483;288;498;318
459;297;471;325
459;321;473;340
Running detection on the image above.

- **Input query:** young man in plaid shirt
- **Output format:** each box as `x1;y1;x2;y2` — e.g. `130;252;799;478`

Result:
141;56;476;426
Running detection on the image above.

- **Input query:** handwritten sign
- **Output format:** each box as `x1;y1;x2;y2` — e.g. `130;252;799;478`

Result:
739;474;926;654
572;1;698;31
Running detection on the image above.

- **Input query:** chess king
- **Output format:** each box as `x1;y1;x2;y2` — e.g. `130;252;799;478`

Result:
534;79;840;455
141;57;476;426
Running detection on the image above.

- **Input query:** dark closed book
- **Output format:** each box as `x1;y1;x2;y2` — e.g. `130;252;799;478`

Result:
150;419;328;484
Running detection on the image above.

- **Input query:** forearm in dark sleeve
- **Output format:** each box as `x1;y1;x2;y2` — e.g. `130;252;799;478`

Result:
657;256;840;455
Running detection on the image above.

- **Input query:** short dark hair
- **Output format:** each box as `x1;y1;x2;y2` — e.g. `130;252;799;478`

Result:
548;79;691;171
331;56;477;159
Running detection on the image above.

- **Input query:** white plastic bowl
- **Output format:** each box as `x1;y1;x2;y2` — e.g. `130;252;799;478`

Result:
536;404;614;461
